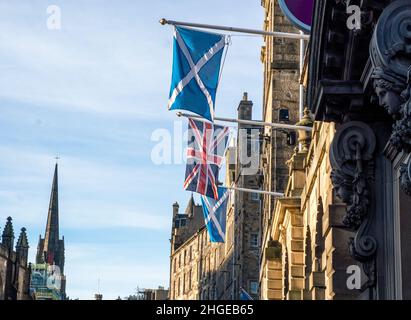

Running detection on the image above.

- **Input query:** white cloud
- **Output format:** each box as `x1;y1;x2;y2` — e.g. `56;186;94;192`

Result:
0;2;170;118
0;145;174;230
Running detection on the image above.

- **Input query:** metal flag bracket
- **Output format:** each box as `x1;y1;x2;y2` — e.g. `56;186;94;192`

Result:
176;111;313;132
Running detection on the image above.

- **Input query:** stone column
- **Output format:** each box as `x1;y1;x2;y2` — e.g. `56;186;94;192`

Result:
286;210;305;300
262;241;283;300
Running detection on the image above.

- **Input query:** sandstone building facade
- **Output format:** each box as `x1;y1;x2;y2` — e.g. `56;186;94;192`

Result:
260;0;411;300
231;94;262;299
259;118;363;299
259;0;307;300
306;0;411;299
259;0;363;300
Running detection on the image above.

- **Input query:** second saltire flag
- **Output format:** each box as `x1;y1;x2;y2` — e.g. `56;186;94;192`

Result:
201;187;230;243
239;288;254;300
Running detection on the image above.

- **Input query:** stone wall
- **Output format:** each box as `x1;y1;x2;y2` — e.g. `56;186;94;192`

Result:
232;95;262;299
260;121;363;300
0;242;31;300
259;0;301;282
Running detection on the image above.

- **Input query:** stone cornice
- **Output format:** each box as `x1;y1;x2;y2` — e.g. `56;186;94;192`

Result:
271;197;301;242
307;0;390;122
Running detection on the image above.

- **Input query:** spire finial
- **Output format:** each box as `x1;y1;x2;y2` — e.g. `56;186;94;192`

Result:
185;194;195;216
2;216;15;249
43;163;60;261
17;227;29;249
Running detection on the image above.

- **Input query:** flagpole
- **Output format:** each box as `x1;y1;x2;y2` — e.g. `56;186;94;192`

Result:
176;112;312;132
228;186;284;198
160;19;310;40
299;30;305;120
232;206;236;299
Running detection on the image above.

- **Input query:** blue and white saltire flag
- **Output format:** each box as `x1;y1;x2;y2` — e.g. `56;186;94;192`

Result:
168;26;227;122
200;187;229;243
240;288;254;301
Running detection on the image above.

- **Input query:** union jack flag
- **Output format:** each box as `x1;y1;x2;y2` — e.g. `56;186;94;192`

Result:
184;118;230;199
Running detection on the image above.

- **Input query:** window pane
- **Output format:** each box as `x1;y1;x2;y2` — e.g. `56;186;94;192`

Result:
250;233;259;247
251;192;260;201
250;281;258;294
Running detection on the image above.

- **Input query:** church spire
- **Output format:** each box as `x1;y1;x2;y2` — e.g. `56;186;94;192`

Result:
43;163;59;263
35;162;66;299
16;227;29;261
1;216;15;249
184;193;195;217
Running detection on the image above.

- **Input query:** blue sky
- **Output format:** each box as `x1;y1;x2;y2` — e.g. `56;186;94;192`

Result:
0;1;263;299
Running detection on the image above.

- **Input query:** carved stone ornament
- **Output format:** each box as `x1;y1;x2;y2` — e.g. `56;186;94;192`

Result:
330;121;375;228
400;161;411;196
370;0;411;153
330;121;377;265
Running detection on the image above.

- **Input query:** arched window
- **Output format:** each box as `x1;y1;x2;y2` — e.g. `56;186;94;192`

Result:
183;273;186;294
188;269;192;290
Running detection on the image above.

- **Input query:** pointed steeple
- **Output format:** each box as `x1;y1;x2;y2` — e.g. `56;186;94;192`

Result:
43;163;60;263
2;216;15;249
16;227;29;261
185;193;195;217
35;163;66;299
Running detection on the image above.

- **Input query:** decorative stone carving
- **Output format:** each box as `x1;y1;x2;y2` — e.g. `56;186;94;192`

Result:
370;0;411;153
330;121;378;288
330;121;377;265
296;108;314;152
330;121;376;229
370;0;411;87
400;162;411;196
371;67;406;119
